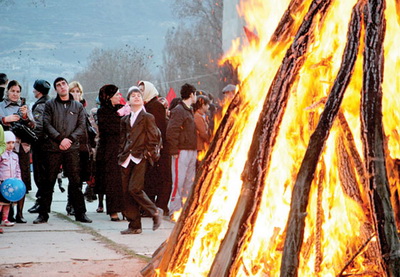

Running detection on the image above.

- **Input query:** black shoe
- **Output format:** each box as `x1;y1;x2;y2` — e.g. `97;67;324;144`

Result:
8;207;15;222
120;228;142;235
66;203;75;216
75;214;92;223
16;216;27;223
152;208;163;231
33;215;48;224
28;203;40;213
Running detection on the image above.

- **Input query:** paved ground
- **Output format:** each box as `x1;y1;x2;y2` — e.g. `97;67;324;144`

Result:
0;179;175;277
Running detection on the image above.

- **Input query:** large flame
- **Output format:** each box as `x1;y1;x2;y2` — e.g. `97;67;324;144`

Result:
159;0;400;276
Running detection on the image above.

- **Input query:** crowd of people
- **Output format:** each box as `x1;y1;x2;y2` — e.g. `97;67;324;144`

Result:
0;72;237;235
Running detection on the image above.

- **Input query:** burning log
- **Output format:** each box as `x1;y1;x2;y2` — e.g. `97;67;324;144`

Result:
314;161;325;273
269;0;308;46
208;1;334;276
280;1;364;276
361;0;400;274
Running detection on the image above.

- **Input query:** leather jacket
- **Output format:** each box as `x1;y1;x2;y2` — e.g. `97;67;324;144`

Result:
43;93;85;152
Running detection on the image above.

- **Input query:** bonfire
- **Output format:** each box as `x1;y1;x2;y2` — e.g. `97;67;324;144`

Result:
143;0;400;276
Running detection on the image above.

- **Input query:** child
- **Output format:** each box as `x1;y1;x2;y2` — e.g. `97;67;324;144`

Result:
194;95;211;154
0;131;22;232
118;86;163;234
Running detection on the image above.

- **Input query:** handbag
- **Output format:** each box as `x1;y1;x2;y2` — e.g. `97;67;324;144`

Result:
86;119;97;148
11;122;38;144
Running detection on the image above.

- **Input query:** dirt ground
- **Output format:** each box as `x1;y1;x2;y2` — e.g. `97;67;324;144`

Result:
0;257;147;277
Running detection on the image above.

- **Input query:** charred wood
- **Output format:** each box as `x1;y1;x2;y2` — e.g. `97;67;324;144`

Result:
280;2;364;276
361;0;400;275
269;0;309;46
315;161;325;274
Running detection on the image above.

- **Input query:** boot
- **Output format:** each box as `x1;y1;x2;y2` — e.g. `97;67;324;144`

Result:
28;199;40;213
8;205;15;222
84;185;96;202
58;177;65;193
16;197;27;223
66;201;74;216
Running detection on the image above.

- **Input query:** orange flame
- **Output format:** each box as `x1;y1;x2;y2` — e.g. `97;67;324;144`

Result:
159;0;400;276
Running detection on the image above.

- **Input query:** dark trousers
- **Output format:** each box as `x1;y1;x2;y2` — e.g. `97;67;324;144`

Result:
18;149;31;191
121;160;157;229
31;144;47;198
144;151;172;215
38;150;86;219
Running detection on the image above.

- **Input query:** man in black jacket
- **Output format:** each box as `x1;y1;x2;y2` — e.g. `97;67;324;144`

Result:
28;79;52;213
33;77;92;224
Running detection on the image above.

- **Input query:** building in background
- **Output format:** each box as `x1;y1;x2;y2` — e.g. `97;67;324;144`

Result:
222;0;245;53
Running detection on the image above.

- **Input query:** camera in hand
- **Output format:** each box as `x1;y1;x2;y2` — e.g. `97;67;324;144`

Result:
10;111;38;144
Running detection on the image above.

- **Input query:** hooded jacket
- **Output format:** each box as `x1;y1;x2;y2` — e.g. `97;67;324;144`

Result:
42;93;85;152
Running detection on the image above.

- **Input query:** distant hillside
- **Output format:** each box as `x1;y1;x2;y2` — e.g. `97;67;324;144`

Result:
0;0;176;104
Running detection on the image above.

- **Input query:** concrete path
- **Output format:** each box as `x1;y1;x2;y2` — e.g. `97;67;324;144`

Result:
0;178;175;276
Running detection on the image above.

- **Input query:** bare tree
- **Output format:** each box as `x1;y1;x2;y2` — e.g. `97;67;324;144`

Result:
161;0;228;99
73;45;154;110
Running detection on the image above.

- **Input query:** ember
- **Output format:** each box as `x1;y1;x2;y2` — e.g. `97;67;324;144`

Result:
142;0;400;276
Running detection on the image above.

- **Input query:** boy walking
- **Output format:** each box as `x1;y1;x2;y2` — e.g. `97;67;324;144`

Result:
118;86;163;234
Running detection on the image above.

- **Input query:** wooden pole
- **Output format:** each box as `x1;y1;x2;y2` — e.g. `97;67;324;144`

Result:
280;2;364;276
361;0;400;275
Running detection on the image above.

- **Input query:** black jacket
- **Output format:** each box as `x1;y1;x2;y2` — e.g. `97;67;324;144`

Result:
32;94;51;140
43;93;85;152
166;102;197;155
118;110;161;165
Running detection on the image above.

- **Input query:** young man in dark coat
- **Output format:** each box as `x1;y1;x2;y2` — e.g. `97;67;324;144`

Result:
33;77;92;224
166;83;197;218
118;86;163;234
28;79;52;213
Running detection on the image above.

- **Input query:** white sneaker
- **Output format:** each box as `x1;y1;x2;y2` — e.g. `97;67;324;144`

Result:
2;220;15;227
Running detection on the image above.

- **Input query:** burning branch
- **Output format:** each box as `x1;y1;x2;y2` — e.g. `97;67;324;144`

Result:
338;233;376;277
361;0;400;274
269;0;309;46
280;1;364;276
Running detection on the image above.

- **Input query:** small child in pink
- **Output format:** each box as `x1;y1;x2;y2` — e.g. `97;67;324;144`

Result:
0;131;22;230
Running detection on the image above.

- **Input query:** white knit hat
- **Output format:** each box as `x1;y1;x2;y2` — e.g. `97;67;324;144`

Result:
4;131;16;142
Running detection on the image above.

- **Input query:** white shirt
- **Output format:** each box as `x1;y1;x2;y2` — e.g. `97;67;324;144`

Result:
121;109;143;168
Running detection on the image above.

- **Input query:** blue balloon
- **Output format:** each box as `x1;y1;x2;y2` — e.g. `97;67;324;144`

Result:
0;178;26;202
